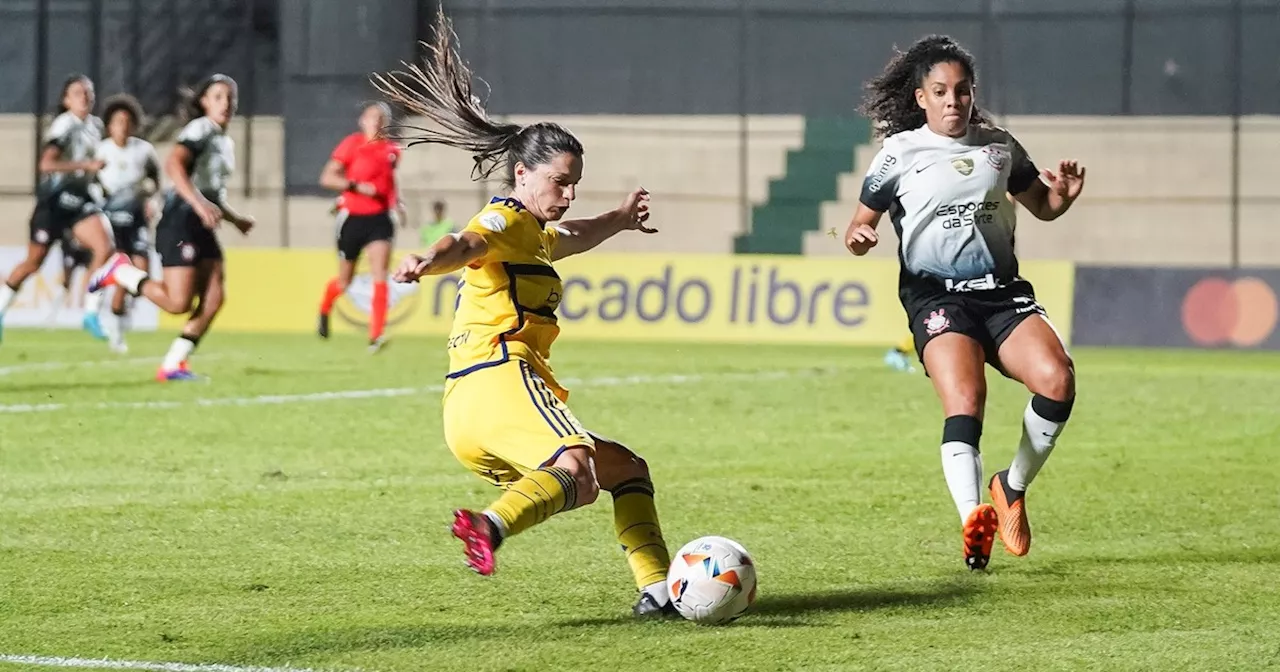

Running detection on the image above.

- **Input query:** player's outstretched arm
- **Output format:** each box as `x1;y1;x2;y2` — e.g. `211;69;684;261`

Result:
1014;159;1085;221
393;231;488;282
551;187;654;261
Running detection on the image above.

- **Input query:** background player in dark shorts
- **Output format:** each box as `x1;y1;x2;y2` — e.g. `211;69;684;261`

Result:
95;93;161;353
90;74;253;381
315;102;403;352
59;231;93;311
0;74;117;343
843;36;1085;572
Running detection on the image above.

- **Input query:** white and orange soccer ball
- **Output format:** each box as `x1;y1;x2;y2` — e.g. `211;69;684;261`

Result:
667;536;758;624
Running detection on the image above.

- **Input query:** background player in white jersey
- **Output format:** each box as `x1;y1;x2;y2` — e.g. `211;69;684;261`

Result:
0;74;117;342
91;74;254;381
95;93;161;353
844;36;1085;571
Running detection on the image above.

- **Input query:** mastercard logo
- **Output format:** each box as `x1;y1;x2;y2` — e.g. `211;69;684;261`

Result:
1181;277;1279;347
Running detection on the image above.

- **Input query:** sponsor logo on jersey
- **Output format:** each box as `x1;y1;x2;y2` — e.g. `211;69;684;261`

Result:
479;211;507;233
951;157;974;175
868;154;897;193
935;200;1002;229
944;274;998;293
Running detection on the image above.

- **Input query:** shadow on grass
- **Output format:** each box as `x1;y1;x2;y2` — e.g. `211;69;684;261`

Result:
1002;546;1280;577
227;583;984;663
0;379;156;395
557;580;980;628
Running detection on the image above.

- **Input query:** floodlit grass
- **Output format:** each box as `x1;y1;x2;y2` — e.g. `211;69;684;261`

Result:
3;331;1279;671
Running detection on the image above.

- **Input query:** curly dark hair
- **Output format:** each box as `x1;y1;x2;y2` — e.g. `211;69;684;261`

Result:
101;93;145;131
371;5;582;187
859;35;991;138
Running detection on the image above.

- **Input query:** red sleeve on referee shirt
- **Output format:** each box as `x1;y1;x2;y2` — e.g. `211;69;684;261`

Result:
330;133;359;167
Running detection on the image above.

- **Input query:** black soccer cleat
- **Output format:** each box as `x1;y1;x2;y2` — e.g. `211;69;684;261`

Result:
317;313;330;339
632;592;680;619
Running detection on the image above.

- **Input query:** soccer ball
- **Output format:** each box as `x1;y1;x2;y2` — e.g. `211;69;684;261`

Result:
667;536;758;624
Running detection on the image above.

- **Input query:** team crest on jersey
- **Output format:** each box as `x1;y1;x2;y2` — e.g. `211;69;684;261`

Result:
950;158;974;176
984;145;1010;170
924;308;951;336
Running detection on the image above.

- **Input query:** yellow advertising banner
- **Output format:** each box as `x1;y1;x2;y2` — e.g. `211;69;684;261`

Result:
166;250;1074;345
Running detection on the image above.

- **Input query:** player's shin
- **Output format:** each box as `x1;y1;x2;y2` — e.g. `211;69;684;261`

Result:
611;477;671;597
319;277;342;316
941;415;984;521
0;282;16;314
1008;395;1074;491
482;466;577;540
369;280;388;341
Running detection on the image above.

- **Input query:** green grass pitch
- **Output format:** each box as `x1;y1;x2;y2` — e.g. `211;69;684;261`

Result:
2;330;1279;671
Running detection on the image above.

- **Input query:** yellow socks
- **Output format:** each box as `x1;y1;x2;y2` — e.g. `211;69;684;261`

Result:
611;477;671;588
483;466;576;538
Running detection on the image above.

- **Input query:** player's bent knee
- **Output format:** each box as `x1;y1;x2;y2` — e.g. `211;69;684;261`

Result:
552;446;600;508
592;437;651;490
942;384;986;418
1031;358;1075;401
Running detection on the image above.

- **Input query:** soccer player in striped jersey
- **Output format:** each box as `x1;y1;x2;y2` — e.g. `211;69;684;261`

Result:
90;74;254;381
0;74;117;342
845;36;1083;570
316;102;403;352
374;8;677;618
94;93;161;353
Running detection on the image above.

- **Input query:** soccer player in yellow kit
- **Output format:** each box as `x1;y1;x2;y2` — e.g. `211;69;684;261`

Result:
376;8;676;618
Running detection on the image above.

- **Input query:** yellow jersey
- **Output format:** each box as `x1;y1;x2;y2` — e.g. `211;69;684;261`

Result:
445;196;566;391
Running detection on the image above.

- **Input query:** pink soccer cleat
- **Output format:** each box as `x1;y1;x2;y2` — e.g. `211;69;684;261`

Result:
451;509;498;576
87;253;130;294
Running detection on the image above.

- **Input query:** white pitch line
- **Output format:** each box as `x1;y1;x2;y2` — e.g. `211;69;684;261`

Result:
0;654;347;672
0;354;228;377
0;367;848;415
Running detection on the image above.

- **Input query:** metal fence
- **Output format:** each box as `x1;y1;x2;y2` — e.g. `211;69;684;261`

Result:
0;0;1275;265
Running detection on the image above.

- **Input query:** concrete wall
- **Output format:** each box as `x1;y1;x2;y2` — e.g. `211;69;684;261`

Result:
1;114;1277;266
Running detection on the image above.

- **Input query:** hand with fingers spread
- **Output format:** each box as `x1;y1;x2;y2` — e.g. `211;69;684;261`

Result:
845;221;879;256
616;187;656;234
1041;159;1086;203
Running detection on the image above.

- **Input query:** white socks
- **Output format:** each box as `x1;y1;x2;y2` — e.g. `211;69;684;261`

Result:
84;288;104;314
162;335;197;371
941;415;984;522
0;283;16;313
643;580;670;606
1007;395;1075;492
113;264;149;295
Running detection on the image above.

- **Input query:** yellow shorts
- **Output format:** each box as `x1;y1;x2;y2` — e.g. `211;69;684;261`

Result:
442;358;594;489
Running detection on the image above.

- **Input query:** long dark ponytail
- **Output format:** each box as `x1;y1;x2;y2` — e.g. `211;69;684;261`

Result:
371;6;582;187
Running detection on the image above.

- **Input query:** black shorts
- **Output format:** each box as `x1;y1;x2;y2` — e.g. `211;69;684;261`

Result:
61;232;92;271
901;275;1048;377
336;211;395;262
29;185;101;246
155;196;222;268
104;204;151;257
